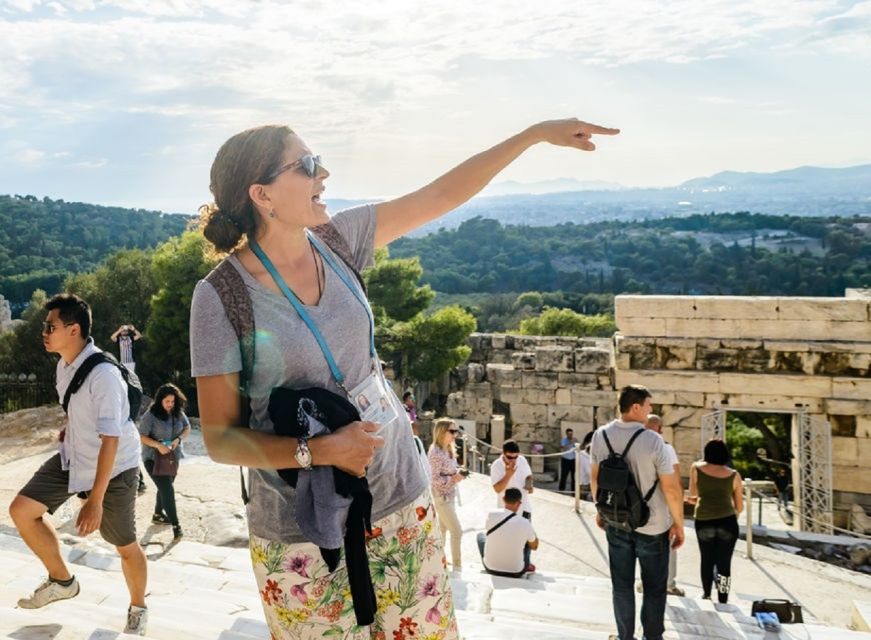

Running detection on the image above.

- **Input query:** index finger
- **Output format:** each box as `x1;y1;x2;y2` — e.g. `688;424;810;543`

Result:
579;121;620;135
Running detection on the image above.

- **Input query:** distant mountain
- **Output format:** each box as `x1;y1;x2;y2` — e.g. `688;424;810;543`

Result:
407;164;871;235
679;164;871;193
482;178;625;196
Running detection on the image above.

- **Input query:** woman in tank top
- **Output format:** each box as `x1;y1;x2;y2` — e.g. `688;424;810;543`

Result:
190;119;619;640
688;439;744;603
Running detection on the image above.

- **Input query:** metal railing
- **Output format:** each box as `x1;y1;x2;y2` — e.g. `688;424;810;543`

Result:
0;373;56;414
743;479;870;559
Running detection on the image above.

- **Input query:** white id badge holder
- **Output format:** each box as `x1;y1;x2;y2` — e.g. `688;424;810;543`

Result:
349;369;398;428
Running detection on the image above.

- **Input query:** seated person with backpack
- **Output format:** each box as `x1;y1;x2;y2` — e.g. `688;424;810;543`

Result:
476;488;539;578
591;385;684;640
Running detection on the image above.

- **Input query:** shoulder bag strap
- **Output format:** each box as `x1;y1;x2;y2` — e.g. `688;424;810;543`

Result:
486;512;517;536
62;353;109;414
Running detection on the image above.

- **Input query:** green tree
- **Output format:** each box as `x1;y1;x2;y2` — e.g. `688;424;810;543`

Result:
365;250;434;323
519;307;616;337
144;231;218;395
0;289;57;381
366;249;476;384
388;306;476;382
65;248;156;352
513;291;544;312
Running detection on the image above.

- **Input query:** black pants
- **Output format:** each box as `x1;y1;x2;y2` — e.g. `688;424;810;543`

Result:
695;514;738;603
143;459;179;527
558;457;575;491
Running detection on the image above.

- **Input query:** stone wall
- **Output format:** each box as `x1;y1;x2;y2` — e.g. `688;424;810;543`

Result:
443;295;870;525
615;294;871;526
445;334;617;474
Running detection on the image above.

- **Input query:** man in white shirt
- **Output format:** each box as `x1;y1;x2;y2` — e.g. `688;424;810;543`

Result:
638;414;685;597
9;294;148;635
490;439;535;571
476;488;539;577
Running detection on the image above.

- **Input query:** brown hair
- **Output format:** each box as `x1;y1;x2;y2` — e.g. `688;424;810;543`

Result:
199;124;294;253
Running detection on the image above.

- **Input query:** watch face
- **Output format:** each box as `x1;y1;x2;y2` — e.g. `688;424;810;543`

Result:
296;441;312;469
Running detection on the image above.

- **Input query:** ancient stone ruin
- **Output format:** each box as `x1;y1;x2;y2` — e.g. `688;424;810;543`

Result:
444;294;871;529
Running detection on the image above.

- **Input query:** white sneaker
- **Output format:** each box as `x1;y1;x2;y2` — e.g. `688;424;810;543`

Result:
124;605;148;635
17;576;80;609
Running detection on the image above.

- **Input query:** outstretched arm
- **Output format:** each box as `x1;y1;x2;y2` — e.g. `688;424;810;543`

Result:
374;118;619;247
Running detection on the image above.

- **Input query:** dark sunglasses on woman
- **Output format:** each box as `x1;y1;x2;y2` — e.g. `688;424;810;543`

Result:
266;154;324;181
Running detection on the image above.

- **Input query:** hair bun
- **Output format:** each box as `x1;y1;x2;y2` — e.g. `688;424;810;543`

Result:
199;202;243;253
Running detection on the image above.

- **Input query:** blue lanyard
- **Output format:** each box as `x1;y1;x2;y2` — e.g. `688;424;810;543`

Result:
249;234;376;389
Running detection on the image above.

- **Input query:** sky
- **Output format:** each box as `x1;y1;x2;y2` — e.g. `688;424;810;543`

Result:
1;0;870;213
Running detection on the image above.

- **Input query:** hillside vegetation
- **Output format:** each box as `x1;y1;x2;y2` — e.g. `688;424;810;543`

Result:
0;195;191;307
391;212;871;298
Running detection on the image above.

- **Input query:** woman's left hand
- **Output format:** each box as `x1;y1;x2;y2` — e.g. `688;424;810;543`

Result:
528;118;620;151
170;439;179;451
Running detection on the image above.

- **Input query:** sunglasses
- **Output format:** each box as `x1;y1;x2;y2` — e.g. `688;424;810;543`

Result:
42;322;72;335
504;454;518;460
448;429;459;435
266;154;324;181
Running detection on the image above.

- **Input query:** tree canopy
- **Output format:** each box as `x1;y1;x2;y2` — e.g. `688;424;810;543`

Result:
0;195;190;308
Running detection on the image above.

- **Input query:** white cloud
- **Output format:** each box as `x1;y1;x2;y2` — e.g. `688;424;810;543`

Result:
19;148;45;163
1;0;869;206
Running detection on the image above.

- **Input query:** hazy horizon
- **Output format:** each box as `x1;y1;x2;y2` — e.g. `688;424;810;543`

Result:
2;1;870;214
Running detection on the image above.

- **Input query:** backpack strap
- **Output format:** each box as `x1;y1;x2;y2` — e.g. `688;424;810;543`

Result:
621;428;661;502
204;259;256;505
204;259;255;397
601;429;616;456
621;428;646;458
311;222;367;294
62;353;110;414
486;512;516;536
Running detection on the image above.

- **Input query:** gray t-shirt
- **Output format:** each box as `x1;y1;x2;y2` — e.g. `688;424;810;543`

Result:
189;204;427;543
137;410;190;462
590;419;674;535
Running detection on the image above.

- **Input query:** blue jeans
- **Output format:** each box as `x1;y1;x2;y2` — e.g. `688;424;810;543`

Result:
606;526;670;640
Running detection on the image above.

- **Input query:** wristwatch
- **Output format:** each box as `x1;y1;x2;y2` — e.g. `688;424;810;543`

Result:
295;437;313;471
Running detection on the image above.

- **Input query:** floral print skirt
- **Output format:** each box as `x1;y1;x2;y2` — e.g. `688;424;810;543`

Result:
250;490;459;640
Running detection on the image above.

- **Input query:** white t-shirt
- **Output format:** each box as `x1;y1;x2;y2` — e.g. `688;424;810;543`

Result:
490;454;533;514
663;442;679;469
579;450;592;485
483;509;537;575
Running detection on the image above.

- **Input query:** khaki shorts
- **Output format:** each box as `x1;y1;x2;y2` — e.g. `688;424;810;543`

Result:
19;453;139;547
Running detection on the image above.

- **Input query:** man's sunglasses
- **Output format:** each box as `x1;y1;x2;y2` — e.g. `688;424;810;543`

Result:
504;454;518;460
266;154;324;181
42;322;72;335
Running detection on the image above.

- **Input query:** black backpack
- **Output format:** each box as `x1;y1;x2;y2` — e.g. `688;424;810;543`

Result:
595;428;659;532
62;352;144;423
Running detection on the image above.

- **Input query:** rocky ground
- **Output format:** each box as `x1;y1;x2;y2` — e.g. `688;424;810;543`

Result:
0;405;249;561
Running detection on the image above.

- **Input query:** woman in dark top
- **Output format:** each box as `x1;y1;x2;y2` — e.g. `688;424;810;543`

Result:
688;439;744;603
138;383;191;539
